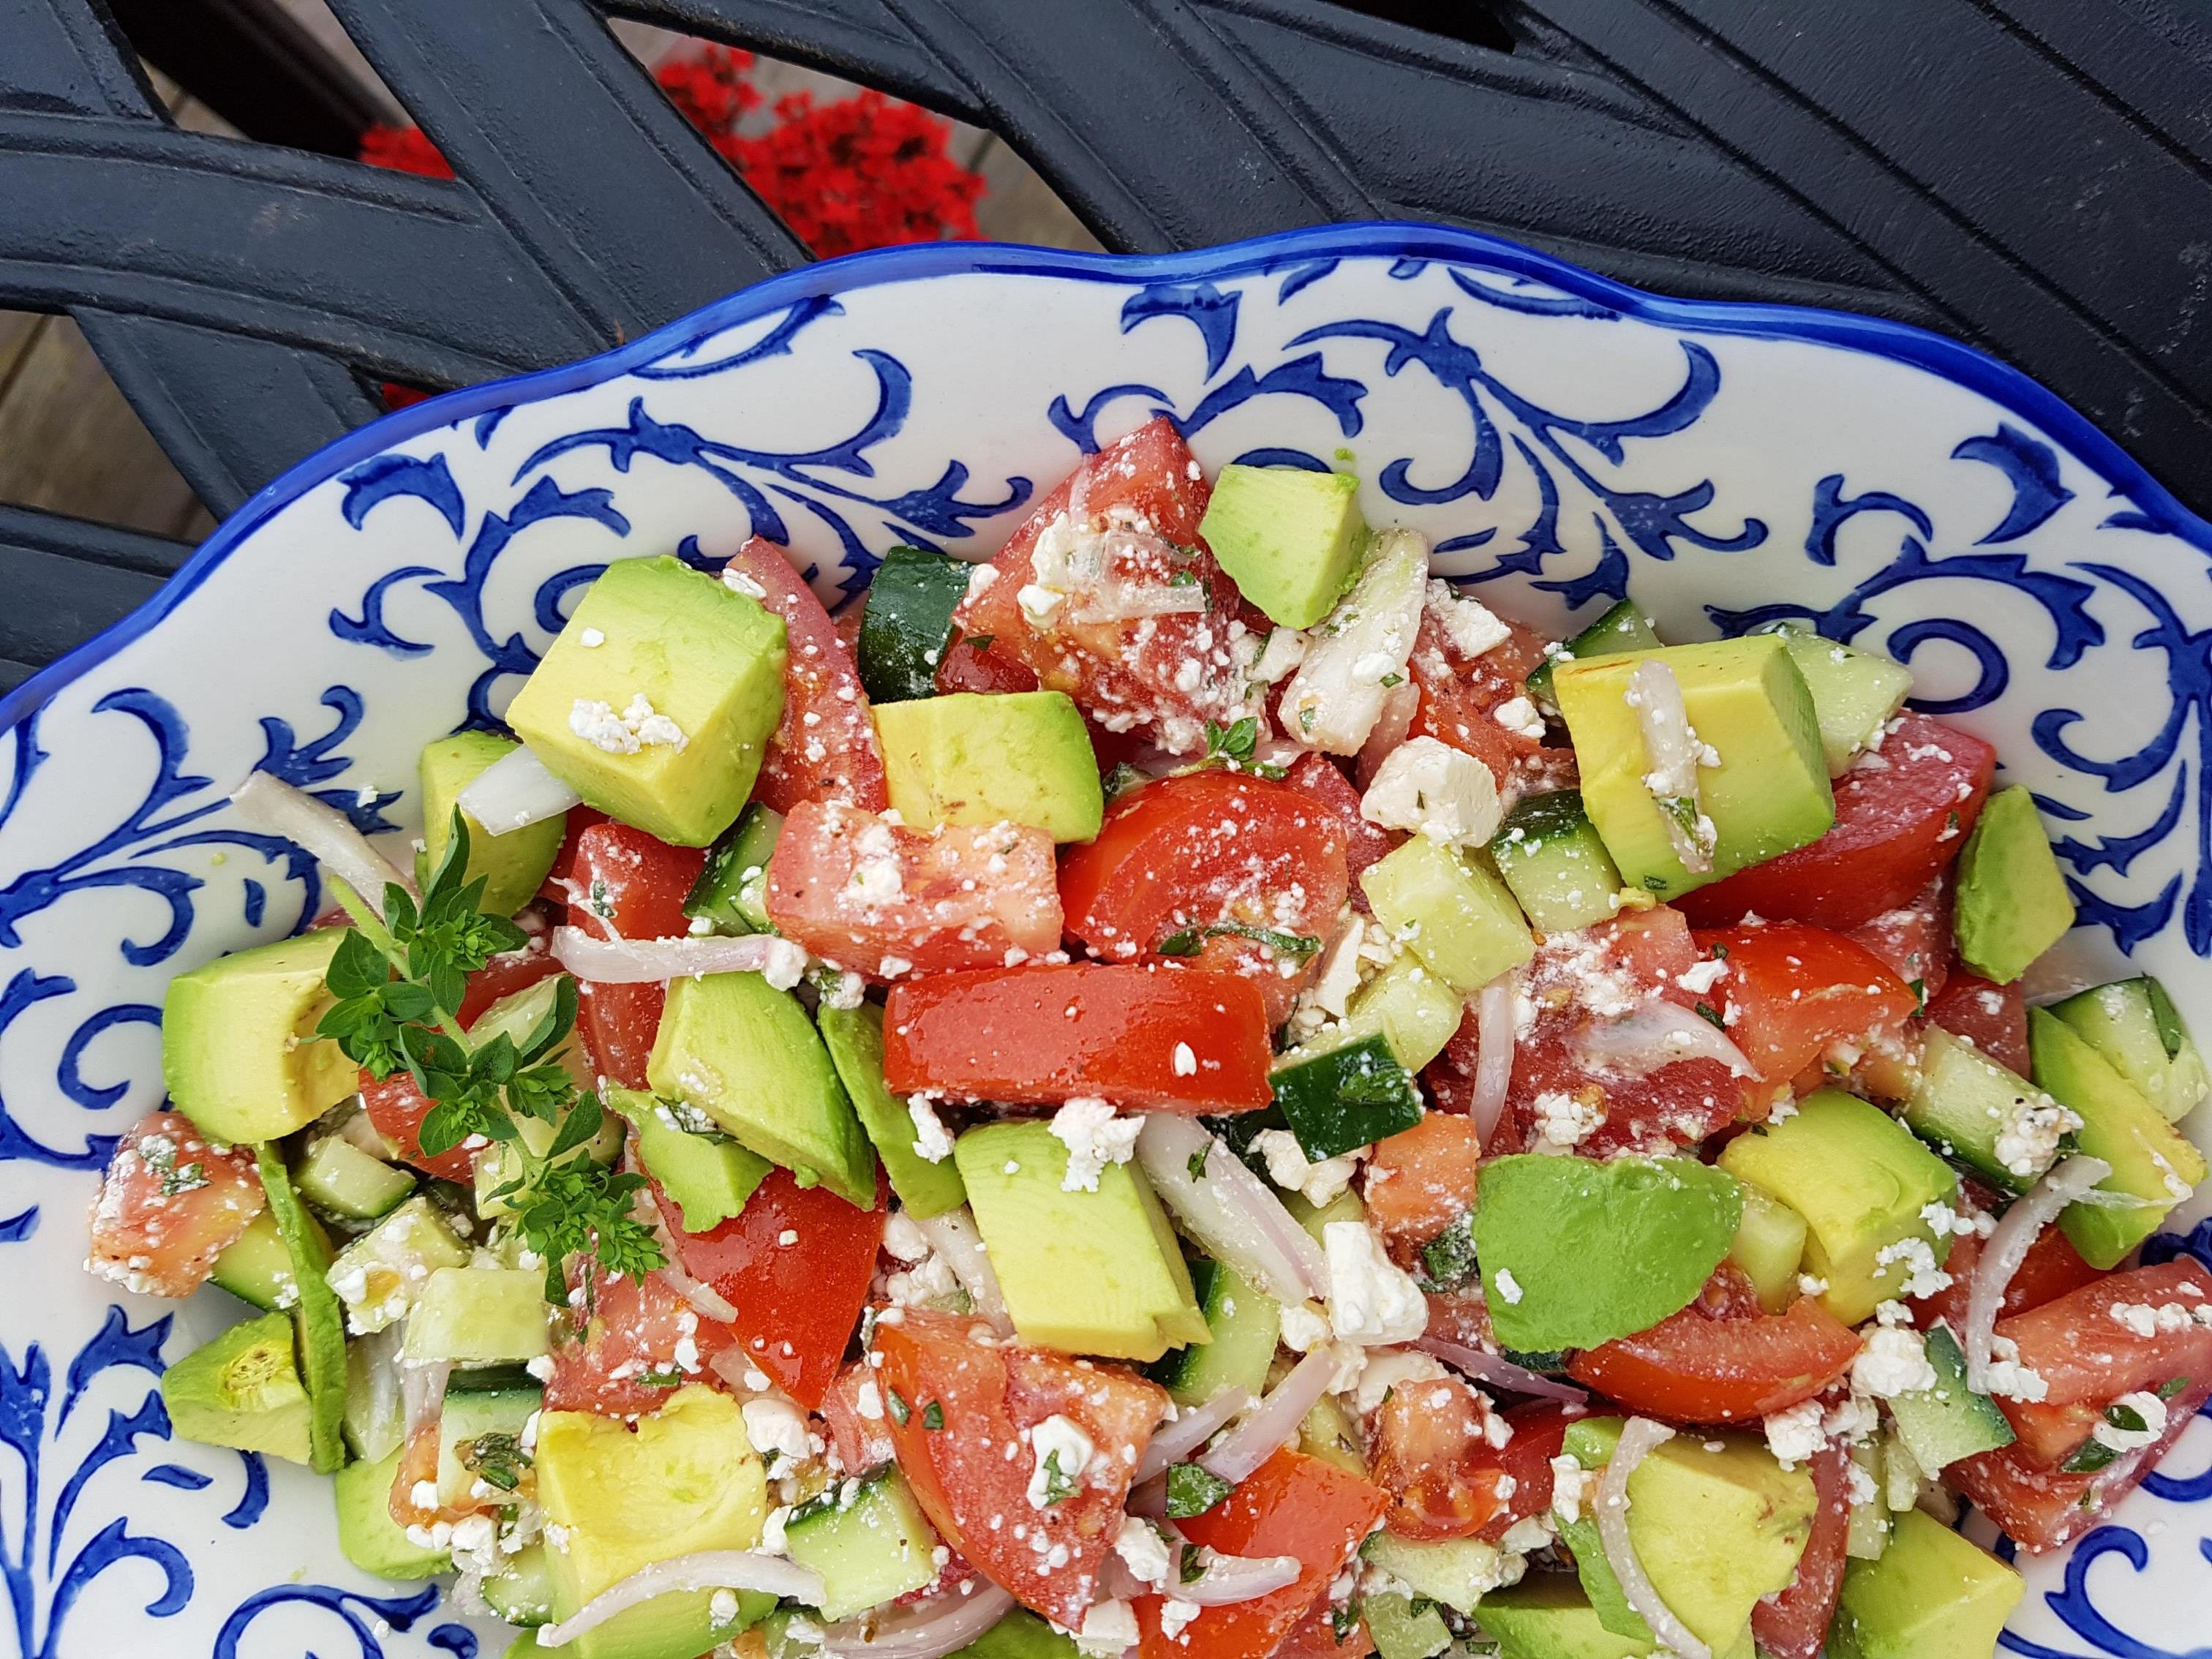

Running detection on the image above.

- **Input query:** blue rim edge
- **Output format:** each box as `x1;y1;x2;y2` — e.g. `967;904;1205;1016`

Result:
7;217;2210;740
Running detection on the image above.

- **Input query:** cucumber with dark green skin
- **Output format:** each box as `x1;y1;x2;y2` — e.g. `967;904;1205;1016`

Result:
858;546;971;704
1271;1034;1423;1161
682;802;783;936
1525;598;1662;708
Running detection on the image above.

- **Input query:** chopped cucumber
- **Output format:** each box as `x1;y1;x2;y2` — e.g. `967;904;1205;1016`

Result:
1886;1325;2014;1474
328;1196;471;1334
1754;622;1913;777
401;1268;550;1366
1490;790;1627;934
1359;1531;1511;1617
858;546;973;704
1299;1390;1366;1475
437;1369;543;1507
1363;1591;1451;1659
1900;1025;2070;1194
1727;1181;1808;1315
344;1325;406;1464
1845;1441;1889;1562
684;802;785;937
783;1467;941;1620
1361;837;1534;994
1152;1257;1281;1407
296;1135;416;1221
1339;951;1463;1072
484;1544;557;1627
1525;598;1661;710
2047;976;2211;1123
1283;1184;1364;1246
1270;1034;1422;1161
209;1208;301;1312
256;1143;350;1473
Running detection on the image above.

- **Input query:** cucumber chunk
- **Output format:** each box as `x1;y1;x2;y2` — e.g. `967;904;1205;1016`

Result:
783;1467;941;1620
1525;598;1661;710
1490;789;1627;934
1359;1532;1513;1617
296;1135;416;1221
858;546;972;704
1339;951;1463;1072
1363;1591;1451;1659
683;802;785;937
328;1195;471;1334
1754;622;1913;778
1886;1325;2014;1473
484;1544;557;1627
344;1326;406;1464
1901;1025;2072;1193
1361;837;1534;994
401;1268;550;1366
2047;976;2211;1124
1270;1034;1423;1161
1727;1181;1808;1315
437;1370;543;1508
1152;1257;1282;1407
209;1208;302;1312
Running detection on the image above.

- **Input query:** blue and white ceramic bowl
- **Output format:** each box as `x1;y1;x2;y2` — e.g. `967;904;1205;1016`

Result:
1;224;2208;1659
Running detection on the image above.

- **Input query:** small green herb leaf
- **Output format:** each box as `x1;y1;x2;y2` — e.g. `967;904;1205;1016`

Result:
1164;1462;1234;1519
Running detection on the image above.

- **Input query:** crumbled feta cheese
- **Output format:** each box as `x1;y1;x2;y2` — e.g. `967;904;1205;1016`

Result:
1549;1456;1592;1524
1279;1301;1333;1353
1425;579;1511;658
2093;1389;2168;1453
1114;1517;1174;1588
1325;1222;1427;1344
1172;1042;1198;1077
883;1211;931;1263
1017;584;1066;629
1359;735;1503;847
1050;1098;1142;1192
2109;1299;2212;1336
1252;628;1311;685
1028;1415;1096;1508
1873;1235;1951;1301
723;568;769;599
854;1382;884;1421
1353;1348;1451;1417
1675;957;1727;996
1763;1400;1829;1468
741;1395;813;1465
567;693;688;755
1498;1513;1557;1555
1254;1129;1364;1208
1493;1267;1524;1305
1528;1089;1604;1151
1993;1089;2080;1180
1158;1600;1203;1640
908;1099;955;1162
1493;696;1546;741
1983;1335;2050;1402
710;1590;741;1628
579;627;606;648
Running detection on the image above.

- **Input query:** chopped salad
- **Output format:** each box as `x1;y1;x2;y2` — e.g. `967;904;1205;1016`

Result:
93;417;2212;1659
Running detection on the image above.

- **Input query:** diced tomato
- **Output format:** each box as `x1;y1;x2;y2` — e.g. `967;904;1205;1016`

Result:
874;1307;1169;1625
881;962;1273;1111
1363;1114;1481;1251
86;1111;266;1298
1679;713;1995;930
456;944;565;1026
821;1359;897;1472
1692;923;1917;1094
1908;1223;2102;1336
1272;1600;1372;1659
1927;968;2031;1077
544;1263;738;1419
567;821;707;1089
1565;1262;1860;1423
391;1420;477;1528
952;417;1263;754
1750;1443;1851;1659
1135;1450;1387;1659
1842;873;1951;1004
1058;770;1350;1026
1981;1261;2212;1467
725;538;891;815
1406;608;1571;800
935;628;1042;696
655;1166;885;1410
1284;753;1400;886
1371;1375;1516;1539
540;805;611;905
765;800;1063;980
1475;1401;1576;1545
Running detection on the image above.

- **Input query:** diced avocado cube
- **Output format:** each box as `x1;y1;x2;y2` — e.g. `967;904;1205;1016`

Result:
858;546;974;704
1361;836;1535;994
1363;1590;1451;1659
611;1087;771;1233
1475;1573;1675;1659
819;1004;966;1217
1728;1179;1809;1315
506;554;788;849
1559;1418;1816;1656
256;1143;348;1472
952;1121;1208;1361
327;1195;470;1333
1525;598;1663;712
400;1268;550;1365
2047;975;2211;1123
1718;1090;1957;1325
162;929;356;1144
1554;635;1834;901
682;803;783;937
296;1135;415;1221
1901;1025;2070;1194
536;1387;772;1659
648;972;877;1208
1270;1034;1423;1161
437;1370;543;1508
161;1311;314;1464
1886;1325;2014;1475
336;1447;451;1579
782;1466;941;1620
1757;622;1914;777
1829;1508;2023;1659
419;731;568;917
1359;1532;1518;1617
1196;464;1367;629
208;1208;301;1313
1953;786;2074;984
873;691;1102;842
2030;1009;2208;1267
1490;789;1628;934
1151;1256;1281;1407
943;1611;1077;1659
1337;950;1464;1071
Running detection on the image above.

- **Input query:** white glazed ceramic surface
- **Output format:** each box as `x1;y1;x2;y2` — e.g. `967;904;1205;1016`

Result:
1;225;2208;1659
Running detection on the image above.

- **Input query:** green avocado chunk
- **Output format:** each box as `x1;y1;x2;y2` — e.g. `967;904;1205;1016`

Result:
1477;1573;1755;1659
1361;835;1535;994
944;1610;1079;1659
1953;786;2075;984
162;929;357;1145
647;971;877;1208
858;545;974;704
819;1002;966;1217
1828;1508;2023;1659
255;1144;349;1472
506;554;788;849
418;731;568;917
1196;463;1368;629
873;691;1103;842
1756;622;1914;777
611;1087;772;1233
1553;635;1834;901
161;1310;315;1465
1470;1154;1740;1353
334;1446;450;1579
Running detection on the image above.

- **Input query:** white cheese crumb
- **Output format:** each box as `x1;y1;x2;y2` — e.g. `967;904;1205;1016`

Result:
1325;1221;1427;1344
1549;1456;1591;1524
1049;1098;1142;1192
2093;1389;2169;1453
1172;1042;1198;1077
1493;1267;1524;1305
1028;1415;1096;1508
1493;696;1546;741
1113;1517;1173;1589
1425;579;1511;658
741;1395;813;1466
1253;1128;1363;1208
567;693;688;755
579;627;606;648
1359;734;1502;847
1353;1349;1450;1417
907;1099;955;1162
1077;1600;1141;1657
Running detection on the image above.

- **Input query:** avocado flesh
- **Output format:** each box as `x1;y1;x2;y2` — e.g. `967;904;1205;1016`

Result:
1829;1508;2023;1659
1553;635;1833;901
1476;1575;1753;1659
1196;463;1367;630
1718;1089;1957;1325
256;1144;350;1472
1952;786;2075;985
1759;622;1913;777
535;1387;771;1659
819;1003;966;1217
418;730;568;917
942;1610;1077;1659
953;1120;1207;1361
162;928;356;1144
647;971;876;1208
162;1310;315;1464
612;1087;771;1233
335;1447;451;1579
505;554;788;849
873;691;1103;843
1361;835;1535;995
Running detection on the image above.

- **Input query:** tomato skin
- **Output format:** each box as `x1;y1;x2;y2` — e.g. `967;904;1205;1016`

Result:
1841;873;1951;1004
456;945;565;1026
821;1360;897;1473
1927;968;2031;1077
875;1308;1168;1625
544;1263;737;1419
1363;1114;1481;1250
1679;713;1995;930
1371;1376;1515;1540
725;538;891;816
655;1166;885;1410
1693;923;1918;1091
1272;1601;1372;1659
1135;1450;1388;1659
1058;770;1350;1026
881;962;1274;1111
1565;1263;1860;1423
568;821;707;1090
1284;753;1399;885
1908;1222;2102;1336
1406;610;1570;799
1750;1444;1851;1659
86;1110;266;1298
1478;1402;1576;1544
936;628;1042;696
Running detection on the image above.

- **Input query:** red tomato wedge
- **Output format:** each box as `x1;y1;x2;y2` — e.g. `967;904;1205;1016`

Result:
1363;1113;1481;1251
952;417;1263;754
1135;1450;1387;1659
1407;607;1573;798
566;821;706;1089
1678;712;1995;930
1693;923;1918;1092
1058;770;1350;1026
1370;1375;1516;1540
1750;1443;1852;1659
765;800;1063;979
1274;1601;1372;1659
654;1165;885;1410
874;1307;1169;1625
936;628;1042;696
1284;753;1400;885
1927;968;2031;1077
1842;873;1951;1004
87;1111;266;1298
544;1263;737;1419
1984;1261;2212;1467
1472;1402;1576;1546
1908;1223;2102;1336
821;1359;897;1474
881;962;1274;1111
724;538;891;815
456;946;565;1027
1565;1263;1860;1423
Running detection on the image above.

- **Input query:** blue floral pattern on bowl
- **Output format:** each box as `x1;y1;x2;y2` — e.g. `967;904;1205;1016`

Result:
1;223;2207;1658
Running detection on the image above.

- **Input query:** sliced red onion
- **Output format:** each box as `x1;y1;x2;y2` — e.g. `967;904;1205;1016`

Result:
1568;999;1752;1078
1965;1154;2112;1392
658;1259;740;1323
1124;1474;1168;1519
1596;1418;1707;1659
1135;1385;1255;1482
913;1208;1010;1329
401;1358;451;1447
1200;1347;1336;1484
1067;582;1210;624
1176;1551;1303;1606
1136;1116;1328;1305
537;1551;825;1649
230;771;418;919
1470;974;1518;1144
456;743;582;833
821;1579;1016;1659
2020;930;2137;1008
1417;1337;1590;1405
552;926;808;990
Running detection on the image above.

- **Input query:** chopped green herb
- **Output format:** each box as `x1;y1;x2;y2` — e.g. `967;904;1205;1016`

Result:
2104;1402;2149;1434
966;635;995;652
887;1388;911;1426
1694;1002;1724;1029
2060;1439;2118;1474
1181;1546;1210;1586
1039;1449;1077;1505
1164;1462;1234;1519
1417;1216;1478;1293
1329;1597;1363;1641
922;1400;944;1432
2156;1375;2191;1401
1908;978;1927;1014
1156;922;1322;960
462;1431;533;1492
1188;1148;1211;1181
